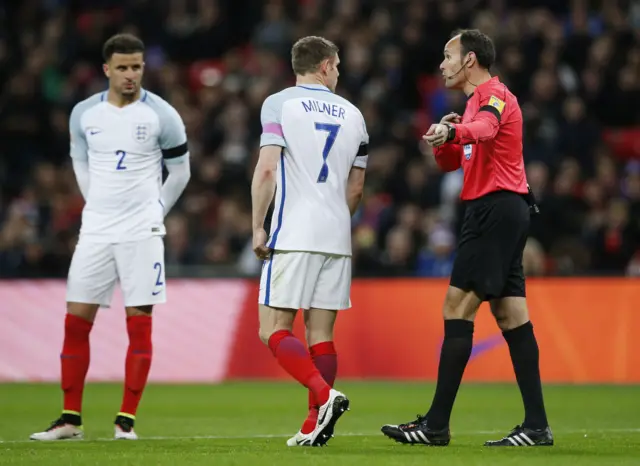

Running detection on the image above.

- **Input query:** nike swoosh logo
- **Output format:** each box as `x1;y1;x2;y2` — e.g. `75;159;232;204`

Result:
152;290;162;296
318;408;329;426
89;130;101;135
470;334;504;360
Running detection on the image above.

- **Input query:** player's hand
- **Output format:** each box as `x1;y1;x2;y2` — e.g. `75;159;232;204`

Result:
423;124;449;147
253;228;272;260
440;112;461;124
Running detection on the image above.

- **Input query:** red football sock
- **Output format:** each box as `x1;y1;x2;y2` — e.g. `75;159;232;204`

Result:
61;314;93;414
120;315;153;417
301;341;337;434
268;330;330;406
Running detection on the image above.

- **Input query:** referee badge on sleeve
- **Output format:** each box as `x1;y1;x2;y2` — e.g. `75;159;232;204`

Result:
488;95;506;114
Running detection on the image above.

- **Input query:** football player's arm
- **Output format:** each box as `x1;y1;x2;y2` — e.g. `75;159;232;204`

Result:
347;166;365;216
347;121;369;215
449;95;504;145
252;95;285;230
159;106;191;216
69;105;90;199
433;144;462;172
252;145;281;230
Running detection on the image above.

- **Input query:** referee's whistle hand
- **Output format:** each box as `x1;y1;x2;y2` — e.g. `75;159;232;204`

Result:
440;113;461;124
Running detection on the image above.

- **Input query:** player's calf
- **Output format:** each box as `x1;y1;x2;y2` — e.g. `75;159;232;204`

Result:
300;340;337;434
120;312;153;422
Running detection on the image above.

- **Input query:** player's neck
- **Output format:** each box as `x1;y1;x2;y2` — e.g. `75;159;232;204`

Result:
296;75;329;90
462;69;493;96
107;89;141;108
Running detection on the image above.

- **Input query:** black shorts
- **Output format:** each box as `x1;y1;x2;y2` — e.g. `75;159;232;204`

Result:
450;190;530;301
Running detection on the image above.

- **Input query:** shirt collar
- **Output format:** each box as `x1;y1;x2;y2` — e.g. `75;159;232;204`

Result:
296;83;332;93
467;76;499;100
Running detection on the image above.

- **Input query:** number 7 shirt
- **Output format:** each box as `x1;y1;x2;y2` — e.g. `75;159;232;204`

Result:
259;84;369;256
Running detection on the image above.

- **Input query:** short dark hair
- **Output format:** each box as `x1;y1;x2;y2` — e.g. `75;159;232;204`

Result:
291;36;339;76
452;29;495;70
102;33;145;62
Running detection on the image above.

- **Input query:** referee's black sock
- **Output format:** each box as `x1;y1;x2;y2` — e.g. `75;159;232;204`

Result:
426;319;474;430
503;321;549;430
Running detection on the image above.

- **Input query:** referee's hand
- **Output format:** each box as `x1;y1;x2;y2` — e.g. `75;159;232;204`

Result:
423;124;449;147
253;228;272;260
440;112;461;125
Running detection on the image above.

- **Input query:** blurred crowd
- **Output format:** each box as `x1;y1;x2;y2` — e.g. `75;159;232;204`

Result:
1;0;639;278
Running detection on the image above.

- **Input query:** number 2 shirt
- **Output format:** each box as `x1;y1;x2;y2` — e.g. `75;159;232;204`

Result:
69;89;188;242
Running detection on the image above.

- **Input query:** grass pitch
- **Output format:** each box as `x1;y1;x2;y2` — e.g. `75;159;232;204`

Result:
1;382;638;465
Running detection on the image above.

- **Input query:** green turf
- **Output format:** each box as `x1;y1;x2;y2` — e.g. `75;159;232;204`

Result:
1;382;639;465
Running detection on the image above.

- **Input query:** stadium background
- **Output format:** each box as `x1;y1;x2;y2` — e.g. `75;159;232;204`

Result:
1;0;640;383
1;2;640;464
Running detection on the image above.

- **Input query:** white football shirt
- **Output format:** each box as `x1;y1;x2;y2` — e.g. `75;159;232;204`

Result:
69;89;188;243
260;84;369;256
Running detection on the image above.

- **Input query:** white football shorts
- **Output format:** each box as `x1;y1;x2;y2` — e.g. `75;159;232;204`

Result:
258;251;352;310
66;236;166;308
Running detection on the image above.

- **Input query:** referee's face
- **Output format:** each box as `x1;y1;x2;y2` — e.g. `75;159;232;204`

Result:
440;36;465;90
104;52;145;98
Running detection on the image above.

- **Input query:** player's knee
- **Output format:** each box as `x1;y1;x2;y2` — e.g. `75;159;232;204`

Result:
442;287;481;320
126;305;153;317
303;308;337;346
66;302;99;323
490;297;529;331
258;328;272;346
306;328;334;347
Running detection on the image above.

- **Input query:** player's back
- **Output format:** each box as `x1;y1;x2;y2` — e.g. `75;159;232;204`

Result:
263;85;367;256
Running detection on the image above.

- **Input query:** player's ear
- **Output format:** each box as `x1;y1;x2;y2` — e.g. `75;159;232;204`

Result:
320;58;331;76
103;63;110;79
318;59;326;76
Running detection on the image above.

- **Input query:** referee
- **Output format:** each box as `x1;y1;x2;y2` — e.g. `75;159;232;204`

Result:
381;30;553;447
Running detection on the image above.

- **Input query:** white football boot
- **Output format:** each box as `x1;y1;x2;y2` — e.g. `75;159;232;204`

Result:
114;414;138;440
30;417;84;441
309;389;350;446
286;430;313;447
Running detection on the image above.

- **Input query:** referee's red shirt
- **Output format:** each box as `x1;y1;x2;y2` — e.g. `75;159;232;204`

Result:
434;76;528;200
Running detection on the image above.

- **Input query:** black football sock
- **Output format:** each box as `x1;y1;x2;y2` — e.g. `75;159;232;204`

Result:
426;319;474;430
503;321;549;429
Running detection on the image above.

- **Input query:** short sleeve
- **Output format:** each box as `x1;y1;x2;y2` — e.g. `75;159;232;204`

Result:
156;103;188;162
353;112;369;169
260;94;286;148
69;104;88;161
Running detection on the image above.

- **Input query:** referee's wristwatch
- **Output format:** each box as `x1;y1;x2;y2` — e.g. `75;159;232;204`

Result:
444;123;456;142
